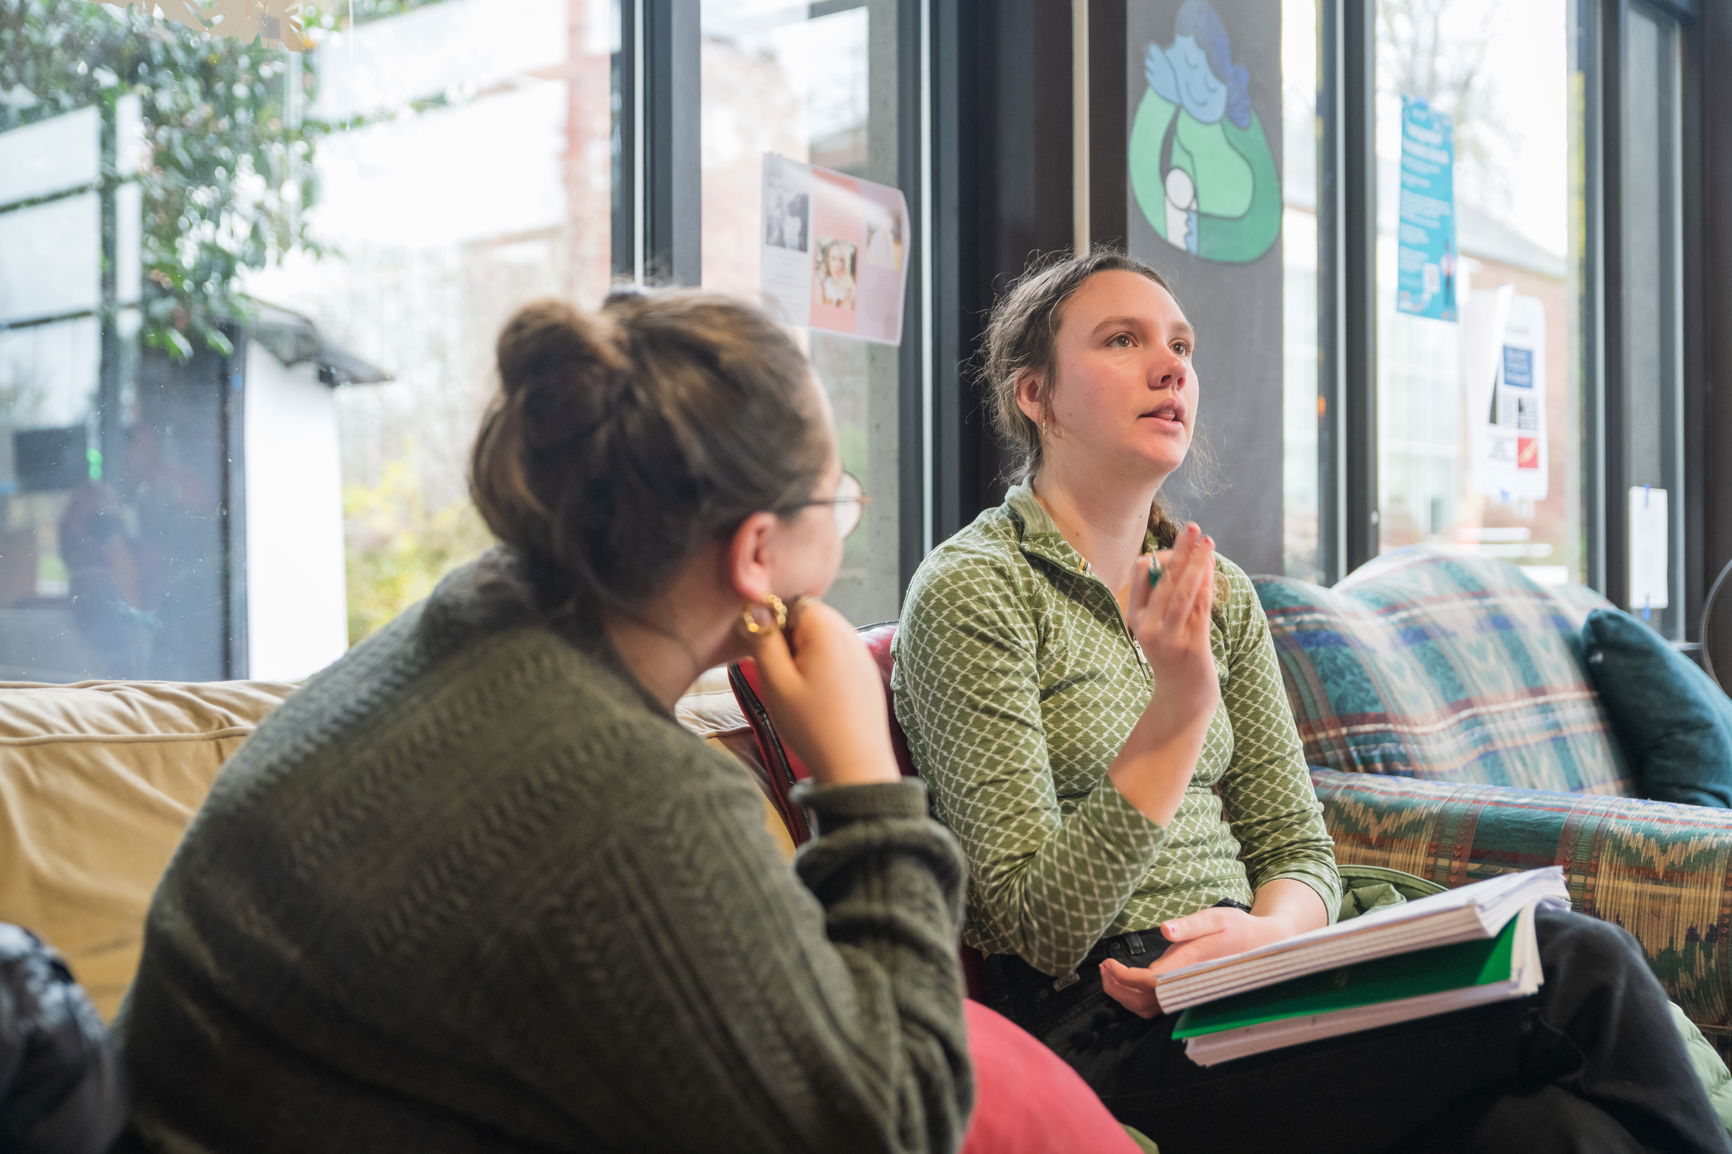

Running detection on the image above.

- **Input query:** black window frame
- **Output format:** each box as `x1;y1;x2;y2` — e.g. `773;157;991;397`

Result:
615;0;935;598
926;0;1729;657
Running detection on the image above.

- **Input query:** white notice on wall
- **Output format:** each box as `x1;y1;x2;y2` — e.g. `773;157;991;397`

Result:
1627;486;1670;614
1464;287;1547;503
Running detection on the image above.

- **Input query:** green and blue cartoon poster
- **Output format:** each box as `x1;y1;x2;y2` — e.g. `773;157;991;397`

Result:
1123;0;1285;577
1129;0;1281;263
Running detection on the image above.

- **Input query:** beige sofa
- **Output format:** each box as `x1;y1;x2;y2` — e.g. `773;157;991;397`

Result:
0;670;777;1021
0;679;294;1018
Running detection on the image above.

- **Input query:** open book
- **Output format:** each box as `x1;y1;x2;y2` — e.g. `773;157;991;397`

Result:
1156;867;1570;1066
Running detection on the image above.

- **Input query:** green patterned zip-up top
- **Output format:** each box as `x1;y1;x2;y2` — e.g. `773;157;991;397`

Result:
891;482;1340;977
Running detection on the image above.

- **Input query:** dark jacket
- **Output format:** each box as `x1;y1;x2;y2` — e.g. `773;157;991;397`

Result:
0;924;127;1154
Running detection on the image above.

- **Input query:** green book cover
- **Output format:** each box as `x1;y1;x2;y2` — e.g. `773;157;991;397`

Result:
1172;916;1521;1040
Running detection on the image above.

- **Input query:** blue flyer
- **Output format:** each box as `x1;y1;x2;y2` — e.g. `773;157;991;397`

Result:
1397;94;1458;322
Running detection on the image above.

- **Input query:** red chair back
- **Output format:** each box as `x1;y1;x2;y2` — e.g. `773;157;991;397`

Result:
729;621;912;846
727;657;813;845
730;621;987;997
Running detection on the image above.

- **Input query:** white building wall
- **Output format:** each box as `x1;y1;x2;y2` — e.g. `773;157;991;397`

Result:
243;342;349;681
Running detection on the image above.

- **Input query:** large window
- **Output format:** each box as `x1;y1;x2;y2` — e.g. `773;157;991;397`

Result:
1060;0;1713;634
249;0;618;659
0;0;618;682
699;0;912;624
1373;0;1587;588
2;0;921;683
1615;1;1686;634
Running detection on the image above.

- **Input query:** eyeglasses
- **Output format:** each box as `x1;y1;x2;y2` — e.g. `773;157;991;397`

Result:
781;471;870;539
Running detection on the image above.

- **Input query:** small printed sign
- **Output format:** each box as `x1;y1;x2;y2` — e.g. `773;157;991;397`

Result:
1464;286;1548;503
1628;486;1670;615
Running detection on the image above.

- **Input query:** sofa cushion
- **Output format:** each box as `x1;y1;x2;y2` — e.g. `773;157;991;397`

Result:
1311;766;1732;1050
1254;547;1630;793
1584;608;1732;807
0;680;292;1020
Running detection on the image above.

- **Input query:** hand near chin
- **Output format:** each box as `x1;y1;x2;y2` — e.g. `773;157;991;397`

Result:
1098;907;1301;1020
744;596;899;788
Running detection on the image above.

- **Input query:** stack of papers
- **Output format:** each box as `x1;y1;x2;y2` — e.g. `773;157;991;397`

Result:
1157;867;1569;1065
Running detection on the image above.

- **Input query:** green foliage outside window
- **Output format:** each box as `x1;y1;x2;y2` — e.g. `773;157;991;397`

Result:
4;0;479;650
0;0;327;358
0;0;444;358
342;456;492;644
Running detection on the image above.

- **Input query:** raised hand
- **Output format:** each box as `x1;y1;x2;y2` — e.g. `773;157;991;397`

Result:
1101;524;1221;826
1126;523;1220;722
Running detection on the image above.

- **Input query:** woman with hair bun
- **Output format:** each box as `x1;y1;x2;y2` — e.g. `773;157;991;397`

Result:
113;288;973;1153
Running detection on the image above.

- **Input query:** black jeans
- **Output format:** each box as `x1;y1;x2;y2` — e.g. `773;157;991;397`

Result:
985;907;1731;1154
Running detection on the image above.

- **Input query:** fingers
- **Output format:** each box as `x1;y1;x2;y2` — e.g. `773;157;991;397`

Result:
745;608;798;686
1140;530;1192;616
1099;959;1163;1019
778;597;845;658
1189;556;1215;636
1160;907;1230;942
1099;958;1159;990
747;596;838;688
1160;528;1213;634
1140;943;1206;980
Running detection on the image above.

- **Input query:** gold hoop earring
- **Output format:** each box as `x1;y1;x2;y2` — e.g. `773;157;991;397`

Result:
738;592;789;637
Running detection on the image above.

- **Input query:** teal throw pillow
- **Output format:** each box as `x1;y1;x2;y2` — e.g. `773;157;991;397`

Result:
1583;607;1732;807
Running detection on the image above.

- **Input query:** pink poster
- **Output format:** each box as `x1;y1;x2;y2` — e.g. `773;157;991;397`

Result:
760;154;908;346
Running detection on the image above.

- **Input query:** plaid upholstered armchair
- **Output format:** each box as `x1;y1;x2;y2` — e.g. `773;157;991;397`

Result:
1254;545;1732;1058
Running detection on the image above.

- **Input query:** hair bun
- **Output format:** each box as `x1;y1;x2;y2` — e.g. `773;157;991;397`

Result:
495;299;629;414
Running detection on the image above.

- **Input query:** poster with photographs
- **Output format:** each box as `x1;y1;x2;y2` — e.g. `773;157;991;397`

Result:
760;153;908;346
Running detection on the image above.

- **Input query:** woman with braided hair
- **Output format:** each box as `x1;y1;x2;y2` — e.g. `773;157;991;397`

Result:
892;247;1732;1154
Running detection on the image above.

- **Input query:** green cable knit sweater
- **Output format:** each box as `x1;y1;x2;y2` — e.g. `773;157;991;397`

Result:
113;551;972;1153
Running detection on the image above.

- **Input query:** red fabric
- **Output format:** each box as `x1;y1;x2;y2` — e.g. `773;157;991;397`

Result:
731;623;991;998
730;621;909;797
727;660;812;844
960;1000;1142;1154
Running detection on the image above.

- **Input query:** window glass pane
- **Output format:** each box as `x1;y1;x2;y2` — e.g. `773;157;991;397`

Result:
254;0;618;671
0;306;231;682
0;317;100;431
1282;0;1323;581
1619;3;1683;634
1374;0;1587;587
0;105;99;203
699;0;907;625
0;315;107;681
0;195;101;320
2;0;617;682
